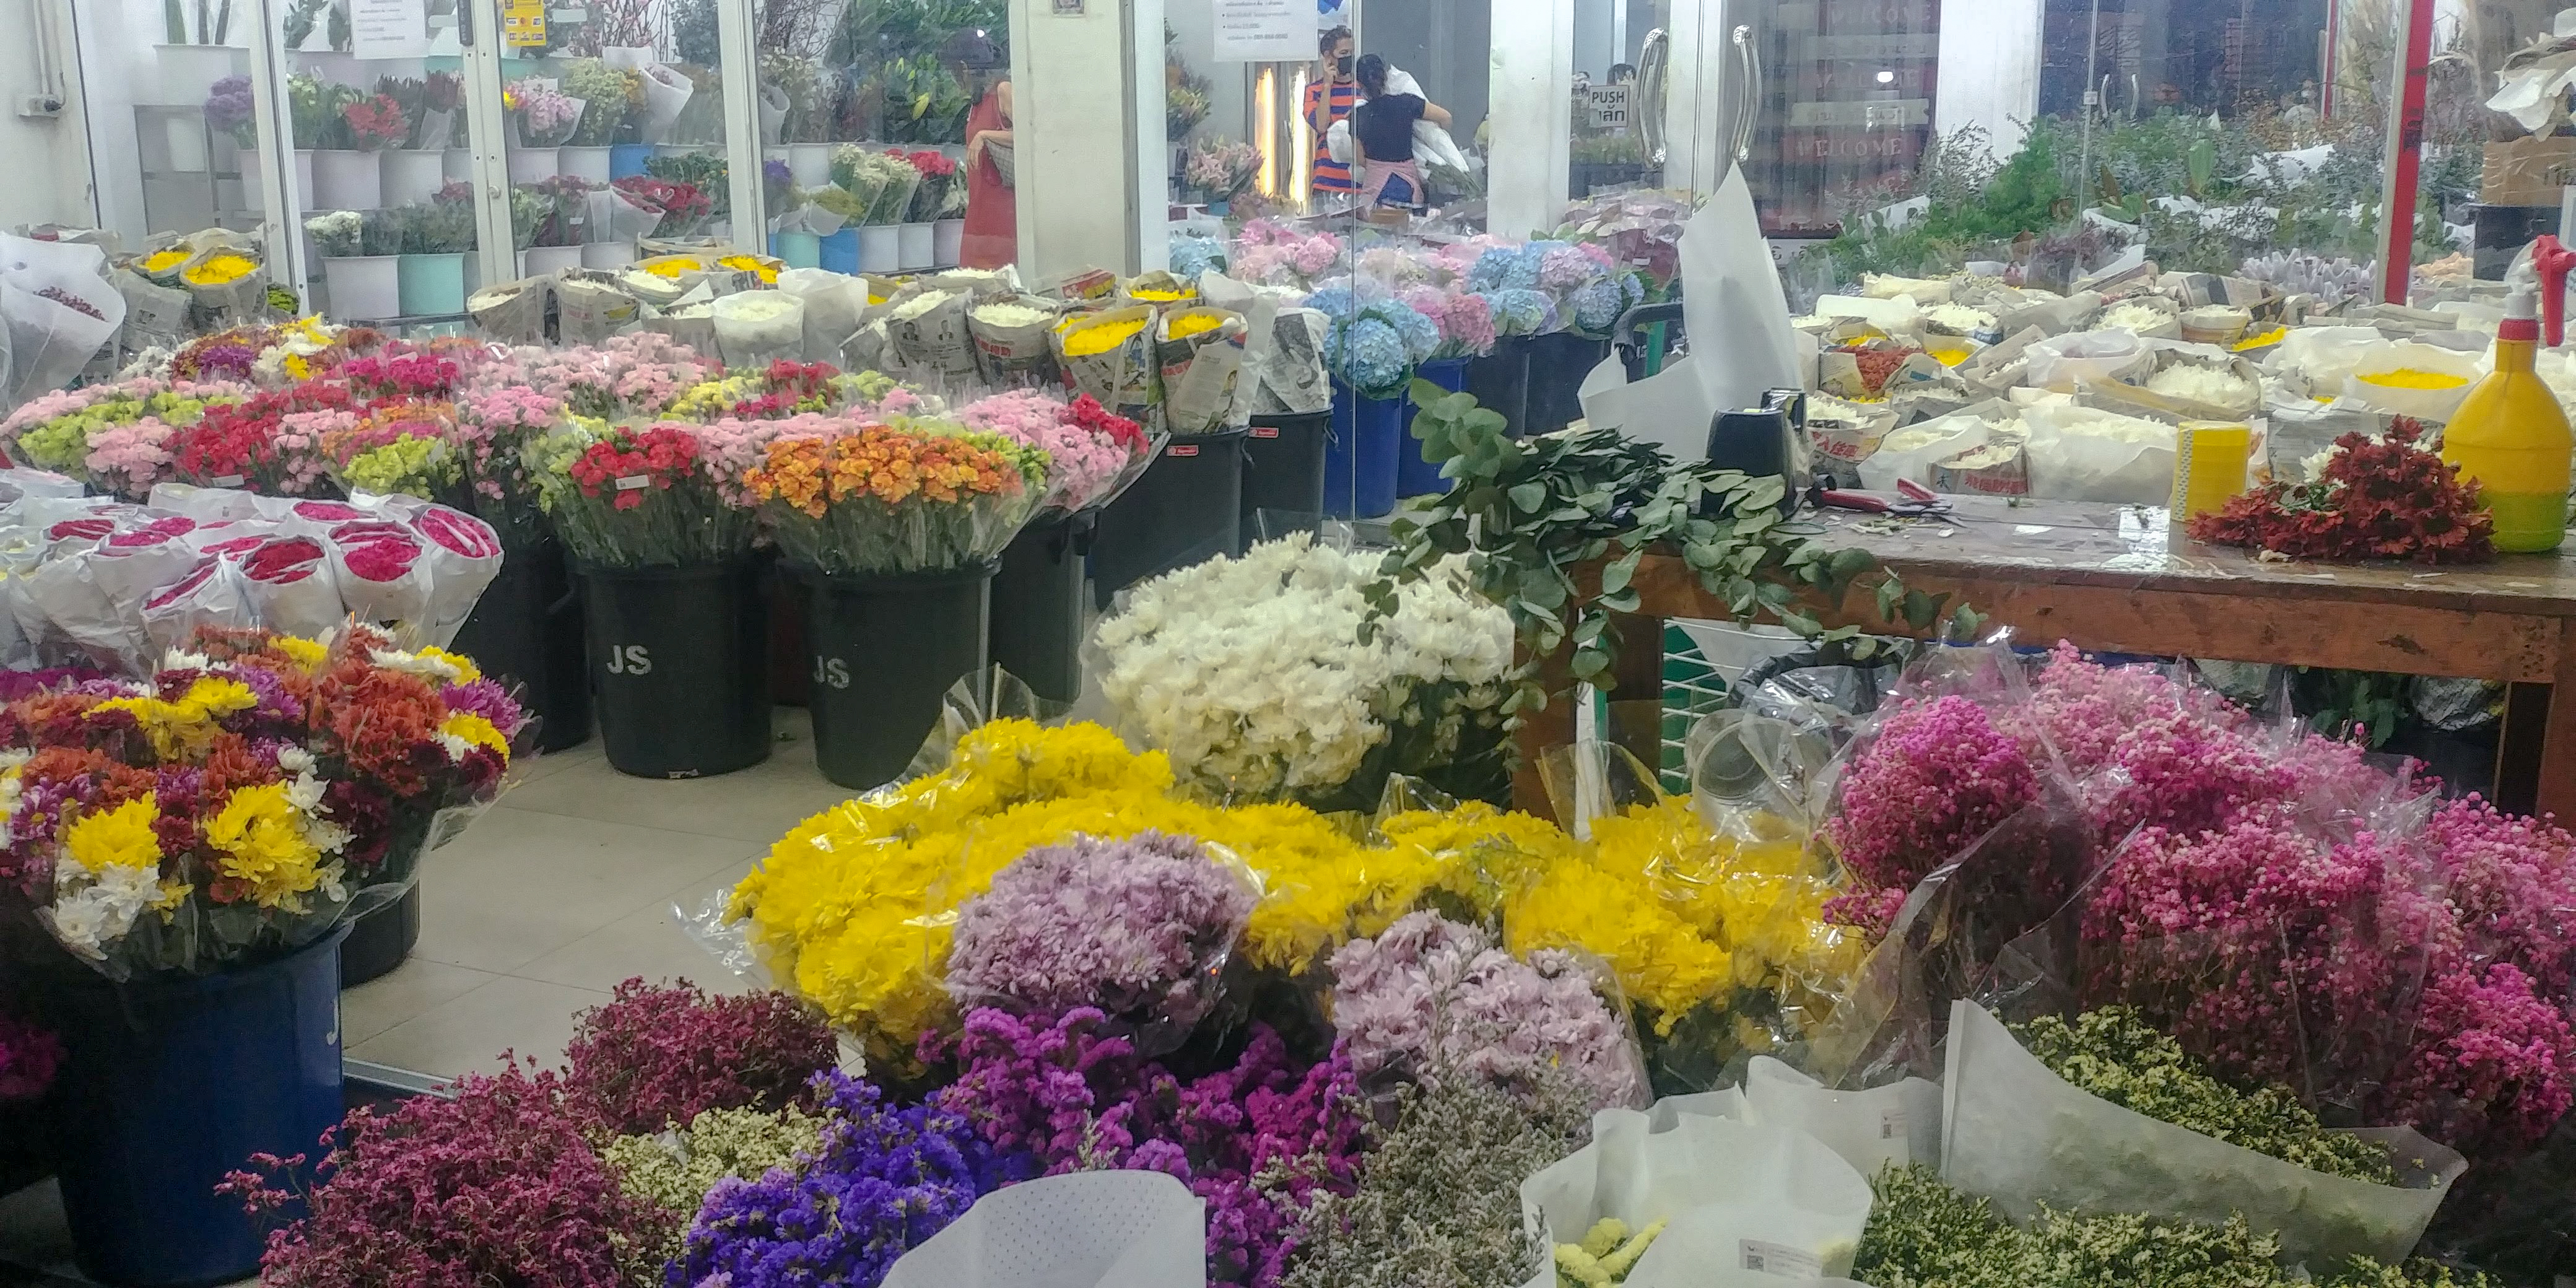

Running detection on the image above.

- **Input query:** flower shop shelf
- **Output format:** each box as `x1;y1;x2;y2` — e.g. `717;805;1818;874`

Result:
1512;496;2576;822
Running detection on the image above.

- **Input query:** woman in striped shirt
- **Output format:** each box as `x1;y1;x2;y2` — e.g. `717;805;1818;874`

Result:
1305;26;1358;199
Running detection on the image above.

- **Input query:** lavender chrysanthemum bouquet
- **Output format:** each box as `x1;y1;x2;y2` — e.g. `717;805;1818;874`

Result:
947;832;1257;1040
1329;912;1645;1112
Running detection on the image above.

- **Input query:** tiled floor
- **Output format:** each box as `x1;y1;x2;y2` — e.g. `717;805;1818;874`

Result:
342;706;857;1080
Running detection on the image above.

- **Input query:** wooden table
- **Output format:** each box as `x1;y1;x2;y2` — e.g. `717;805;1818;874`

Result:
1509;496;2576;820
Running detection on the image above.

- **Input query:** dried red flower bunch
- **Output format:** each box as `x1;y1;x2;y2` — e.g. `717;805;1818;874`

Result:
2188;420;2495;564
559;976;840;1136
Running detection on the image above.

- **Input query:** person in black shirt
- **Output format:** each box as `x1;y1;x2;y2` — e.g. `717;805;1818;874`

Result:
1350;53;1451;210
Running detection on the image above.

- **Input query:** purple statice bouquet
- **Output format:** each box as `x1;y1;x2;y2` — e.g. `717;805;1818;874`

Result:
929;1007;1368;1287
1328;912;1642;1112
669;1071;1016;1288
560;977;839;1136
946;832;1258;1035
0;1009;59;1100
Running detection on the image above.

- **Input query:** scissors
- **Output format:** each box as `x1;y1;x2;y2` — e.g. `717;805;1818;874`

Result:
1817;477;1954;518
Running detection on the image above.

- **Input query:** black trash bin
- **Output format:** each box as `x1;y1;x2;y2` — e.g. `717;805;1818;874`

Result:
337;883;422;986
1466;336;1533;437
989;515;1091;705
800;563;996;788
1241;411;1329;547
447;535;591;753
580;561;771;778
1524;332;1613;435
1091;427;1251;608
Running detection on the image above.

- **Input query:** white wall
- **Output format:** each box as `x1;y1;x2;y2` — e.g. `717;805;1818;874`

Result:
0;0;103;232
1011;0;1168;282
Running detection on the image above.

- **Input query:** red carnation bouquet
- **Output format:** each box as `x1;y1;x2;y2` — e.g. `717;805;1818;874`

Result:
2188;420;2495;565
537;424;753;568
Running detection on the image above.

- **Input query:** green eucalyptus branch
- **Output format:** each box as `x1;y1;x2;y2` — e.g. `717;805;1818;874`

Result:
1368;378;1981;720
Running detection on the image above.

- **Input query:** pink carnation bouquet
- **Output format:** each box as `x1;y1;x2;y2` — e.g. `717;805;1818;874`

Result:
955;389;1146;512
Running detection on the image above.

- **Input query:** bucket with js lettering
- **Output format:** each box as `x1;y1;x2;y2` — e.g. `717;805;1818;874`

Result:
795;562;997;790
578;560;772;778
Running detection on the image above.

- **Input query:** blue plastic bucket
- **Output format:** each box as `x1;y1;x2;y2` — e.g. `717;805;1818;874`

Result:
770;230;823;269
1398;357;1471;498
1326;380;1403;520
819;228;860;275
609;142;654;180
50;926;350;1287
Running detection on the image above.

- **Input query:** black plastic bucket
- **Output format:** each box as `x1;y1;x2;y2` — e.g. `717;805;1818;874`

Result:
1467;336;1533;437
801;564;994;788
580;562;771;778
337;883;420;986
989;515;1090;705
1525;332;1613;435
1091;427;1250;608
448;536;591;753
1242;411;1329;546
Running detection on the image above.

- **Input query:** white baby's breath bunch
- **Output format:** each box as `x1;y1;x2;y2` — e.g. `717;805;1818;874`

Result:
1093;533;1511;803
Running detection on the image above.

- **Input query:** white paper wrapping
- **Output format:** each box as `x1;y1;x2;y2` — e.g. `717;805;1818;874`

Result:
881;1172;1206;1288
1518;1092;1874;1288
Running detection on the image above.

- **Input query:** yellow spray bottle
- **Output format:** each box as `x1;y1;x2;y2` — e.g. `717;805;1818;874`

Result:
2444;235;2575;552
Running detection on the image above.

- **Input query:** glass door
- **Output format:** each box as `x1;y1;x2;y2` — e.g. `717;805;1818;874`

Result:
266;0;491;324
750;0;1007;277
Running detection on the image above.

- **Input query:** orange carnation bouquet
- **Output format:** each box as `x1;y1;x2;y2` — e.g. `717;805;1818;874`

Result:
741;421;1046;576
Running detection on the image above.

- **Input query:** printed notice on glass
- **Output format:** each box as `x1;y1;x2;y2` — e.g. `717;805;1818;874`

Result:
350;0;431;59
1212;0;1307;61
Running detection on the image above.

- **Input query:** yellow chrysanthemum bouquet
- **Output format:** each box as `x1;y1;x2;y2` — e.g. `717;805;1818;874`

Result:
0;624;528;980
725;716;1863;1087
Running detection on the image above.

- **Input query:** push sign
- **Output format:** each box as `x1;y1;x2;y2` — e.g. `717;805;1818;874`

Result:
1585;84;1632;130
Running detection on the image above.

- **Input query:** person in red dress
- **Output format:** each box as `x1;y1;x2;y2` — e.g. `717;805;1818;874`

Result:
952;28;1016;270
1303;26;1358;201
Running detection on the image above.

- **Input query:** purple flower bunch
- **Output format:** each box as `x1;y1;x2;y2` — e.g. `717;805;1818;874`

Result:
1825;694;2040;929
561;977;840;1136
0;665;113;704
669;1071;1013;1288
1328;912;1642;1112
205;75;256;146
0;1009;59;1100
222;1063;663;1288
929;1007;1370;1286
947;832;1258;1029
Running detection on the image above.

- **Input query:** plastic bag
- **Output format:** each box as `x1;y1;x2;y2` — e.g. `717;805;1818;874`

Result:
2021;401;2177;505
0;233;126;414
711;290;806;369
1519;1095;1875;1288
140;554;255;656
777;268;872;365
881;1172;1204;1288
2021;329;2149;392
1939;1001;2462;1268
237;533;346;638
408;505;503;648
636;63;692;143
2340;341;2484;423
1854;400;2005;490
2260;324;2382;400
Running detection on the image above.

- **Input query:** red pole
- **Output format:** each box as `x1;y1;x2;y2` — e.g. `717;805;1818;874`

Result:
2321;0;2339;118
2375;0;2436;305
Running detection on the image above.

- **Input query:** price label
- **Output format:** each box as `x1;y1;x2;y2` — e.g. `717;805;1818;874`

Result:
210;474;245;487
1740;1240;1824;1279
615;474;651;490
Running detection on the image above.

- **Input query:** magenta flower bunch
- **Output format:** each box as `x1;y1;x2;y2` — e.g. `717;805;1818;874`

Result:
1328;912;1642;1112
222;1061;664;1288
1824;693;2040;928
560;976;840;1137
946;832;1258;1031
929;1006;1370;1287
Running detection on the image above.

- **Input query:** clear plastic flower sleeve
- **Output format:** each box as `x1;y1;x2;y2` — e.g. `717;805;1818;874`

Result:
1519;1095;1875;1288
1938;1000;2462;1268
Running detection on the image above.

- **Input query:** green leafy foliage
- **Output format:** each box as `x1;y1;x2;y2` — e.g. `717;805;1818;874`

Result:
1372;383;1977;720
